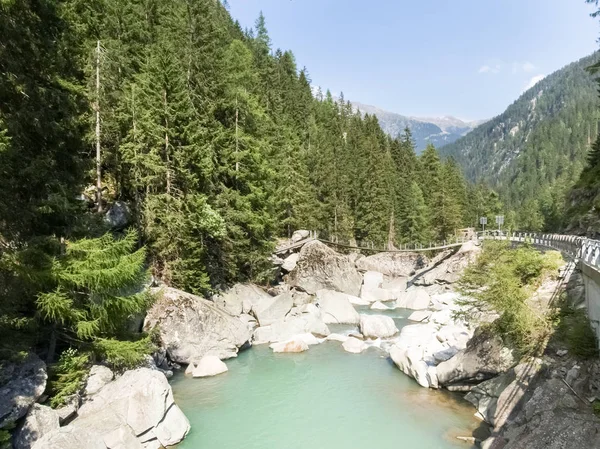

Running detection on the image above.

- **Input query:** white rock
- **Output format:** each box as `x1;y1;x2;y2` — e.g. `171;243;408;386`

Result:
316;289;360;324
192;356;228;378
342;337;368;354
390;346;431;388
382;277;408;293
254;292;293;326
361;287;396;303
408;310;431;322
348;295;371;306
281;253;299;272
362;271;384;290
359;314;398;339
252;326;273;344
291;230;310;243
396;288;431;310
212;283;272;316
326;333;349;343
270;338;309;353
84;365;114;396
370;301;390;311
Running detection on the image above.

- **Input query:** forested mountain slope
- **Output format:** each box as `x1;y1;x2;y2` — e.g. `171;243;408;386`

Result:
0;0;485;350
440;52;600;230
351;101;482;152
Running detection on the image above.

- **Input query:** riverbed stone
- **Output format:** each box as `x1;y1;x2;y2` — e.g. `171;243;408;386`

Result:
408;310;431;322
342;337;368;354
316;289;360;324
288;241;363;296
370;301;390;310
414;242;480;286
270;338;309;353
254;292;293;326
396;288;431;310
362;271;384;290
192;356;228;378
291;230;310;243
359;314;398;339
143;287;251;364
0;353;47;430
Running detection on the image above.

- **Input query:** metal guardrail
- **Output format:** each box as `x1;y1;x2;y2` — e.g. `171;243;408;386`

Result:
478;231;600;271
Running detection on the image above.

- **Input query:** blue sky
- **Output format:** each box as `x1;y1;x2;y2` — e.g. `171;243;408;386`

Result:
227;0;599;121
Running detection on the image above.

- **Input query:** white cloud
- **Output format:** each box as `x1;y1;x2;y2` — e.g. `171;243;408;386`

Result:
478;64;501;74
524;74;545;91
522;62;536;73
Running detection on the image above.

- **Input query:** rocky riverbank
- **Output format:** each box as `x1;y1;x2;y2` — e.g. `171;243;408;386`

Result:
5;231;600;449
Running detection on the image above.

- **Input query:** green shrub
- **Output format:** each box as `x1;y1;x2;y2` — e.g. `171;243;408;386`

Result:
48;348;90;408
557;307;598;359
94;336;155;372
458;241;563;353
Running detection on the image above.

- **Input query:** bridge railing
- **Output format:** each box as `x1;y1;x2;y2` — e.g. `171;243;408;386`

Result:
477;230;600;272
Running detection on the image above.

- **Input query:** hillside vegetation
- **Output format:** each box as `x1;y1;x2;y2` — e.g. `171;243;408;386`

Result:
441;52;600;231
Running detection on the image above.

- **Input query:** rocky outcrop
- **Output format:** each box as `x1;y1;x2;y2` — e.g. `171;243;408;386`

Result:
359;315;398;339
356;252;427;277
436;327;516;386
465;358;543;427
501;378;600;449
212;283;272;317
0;353;47;430
414;242;480;286
191;356;228;378
32;368;189;449
254;292;293;326
287;241;362;296
291;230;310;243
315;289;360;325
14;404;59;449
144;287;251;364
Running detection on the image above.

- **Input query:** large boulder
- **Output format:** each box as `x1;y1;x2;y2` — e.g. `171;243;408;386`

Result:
0;353;47;429
254;292;293;326
390;346;434;388
104;201;131;230
359;314;398;339
252;303;330;344
191;356;228;378
396;288;431;310
342;337;367;354
315;289;360;325
356;252;427;277
143;287;251;364
436;327;516;386
287;241;362;296
414;242;480;286
212;283;272;316
32;368;189;449
84;365;114;396
14;404;59;449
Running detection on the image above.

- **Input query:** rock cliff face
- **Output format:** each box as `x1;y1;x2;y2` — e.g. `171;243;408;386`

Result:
144;287;251;364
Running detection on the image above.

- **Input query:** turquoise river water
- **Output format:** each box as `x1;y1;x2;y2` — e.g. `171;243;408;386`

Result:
171;310;481;449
